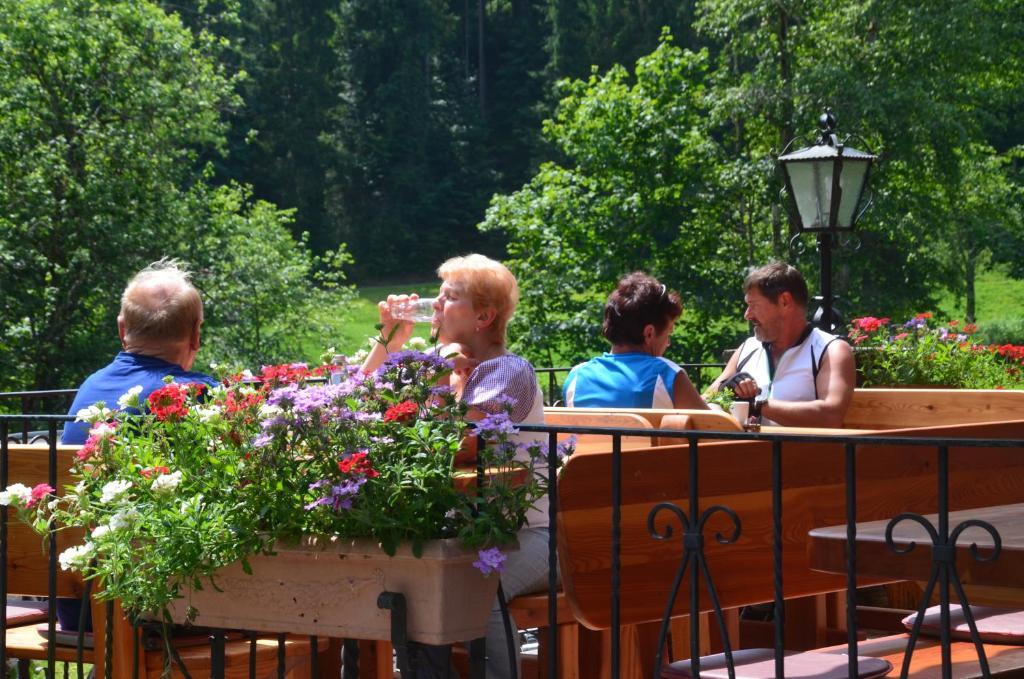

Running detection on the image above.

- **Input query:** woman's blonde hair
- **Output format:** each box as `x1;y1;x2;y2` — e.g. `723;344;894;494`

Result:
437;254;519;340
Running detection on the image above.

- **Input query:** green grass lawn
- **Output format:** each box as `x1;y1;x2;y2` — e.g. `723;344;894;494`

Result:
936;267;1024;323
310;282;439;359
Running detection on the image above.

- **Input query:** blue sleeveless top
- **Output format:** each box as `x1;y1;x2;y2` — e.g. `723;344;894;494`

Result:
562;352;683;409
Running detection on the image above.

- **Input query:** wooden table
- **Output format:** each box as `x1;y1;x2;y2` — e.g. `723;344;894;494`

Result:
807;503;1024;588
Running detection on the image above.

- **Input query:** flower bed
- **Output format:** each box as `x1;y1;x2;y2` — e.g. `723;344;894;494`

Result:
849;313;1024;389
3;347;557;624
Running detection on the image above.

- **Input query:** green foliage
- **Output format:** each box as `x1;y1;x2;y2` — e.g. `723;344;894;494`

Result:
976;319;1024;347
481;37;753;365
0;0;238;390
184;182;356;367
0;0;357;391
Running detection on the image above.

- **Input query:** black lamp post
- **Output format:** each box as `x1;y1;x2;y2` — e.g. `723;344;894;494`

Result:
778;108;877;332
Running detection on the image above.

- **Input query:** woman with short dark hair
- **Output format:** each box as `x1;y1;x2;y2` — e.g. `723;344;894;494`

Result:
562;272;708;409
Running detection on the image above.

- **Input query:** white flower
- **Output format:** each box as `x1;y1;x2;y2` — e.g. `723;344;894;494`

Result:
47;499;59;511
88;421;118;440
259;404;282;418
406;336;428;350
241;369;254;379
99;479;133;504
109;509;138;530
91;525;111;539
151;471;183;495
115;385;144;410
58;544;94;572
75;404;113;424
347;349;368;366
0;483;32;507
193;405;222;423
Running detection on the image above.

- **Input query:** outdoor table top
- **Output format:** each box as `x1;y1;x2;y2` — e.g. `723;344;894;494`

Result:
807;502;1024;588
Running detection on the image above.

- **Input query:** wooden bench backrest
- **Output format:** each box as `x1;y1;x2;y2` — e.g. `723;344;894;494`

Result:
545;408;741;451
844;389;1024;429
556;419;1024;631
543;410;655;453
3;444;85;597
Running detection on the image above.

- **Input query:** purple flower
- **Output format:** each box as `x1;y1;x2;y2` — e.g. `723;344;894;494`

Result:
473;547;506;576
474;412;519;439
304;477;367;511
903;316;927;329
557;436;577;461
292;387;333;414
267;384;300;408
252;433;274;448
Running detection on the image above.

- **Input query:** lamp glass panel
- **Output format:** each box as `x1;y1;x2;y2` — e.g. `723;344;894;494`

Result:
785;160;833;230
837;159;869;228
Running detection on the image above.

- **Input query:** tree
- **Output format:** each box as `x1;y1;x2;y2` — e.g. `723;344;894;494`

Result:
0;0;239;390
185;183;356;366
0;0;353;390
322;0;496;280
480;38;749;366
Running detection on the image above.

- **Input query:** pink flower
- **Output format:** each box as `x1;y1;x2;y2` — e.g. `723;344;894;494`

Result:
27;483;55;508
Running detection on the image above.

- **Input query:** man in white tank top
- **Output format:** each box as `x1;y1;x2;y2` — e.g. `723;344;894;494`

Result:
708;262;855;427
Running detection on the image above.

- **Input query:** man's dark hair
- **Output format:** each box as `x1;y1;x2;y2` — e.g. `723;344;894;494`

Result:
602;272;683;346
743;262;808;307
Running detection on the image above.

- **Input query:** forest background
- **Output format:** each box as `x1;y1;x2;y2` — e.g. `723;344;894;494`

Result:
1;0;1023;391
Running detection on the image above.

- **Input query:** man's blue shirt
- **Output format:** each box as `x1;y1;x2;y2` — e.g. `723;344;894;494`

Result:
61;352;219;444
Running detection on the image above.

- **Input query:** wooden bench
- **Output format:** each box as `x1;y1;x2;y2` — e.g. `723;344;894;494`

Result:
550;388;1024;435
555;419;1024;676
819;633;1024;679
843;388;1024;430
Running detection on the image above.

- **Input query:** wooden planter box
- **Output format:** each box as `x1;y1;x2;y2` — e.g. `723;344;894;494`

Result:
164;537;503;644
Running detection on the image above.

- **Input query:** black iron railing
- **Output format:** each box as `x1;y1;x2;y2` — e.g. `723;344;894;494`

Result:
1;412;1019;678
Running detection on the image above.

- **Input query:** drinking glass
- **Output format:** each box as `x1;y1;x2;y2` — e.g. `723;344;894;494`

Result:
391;297;436;323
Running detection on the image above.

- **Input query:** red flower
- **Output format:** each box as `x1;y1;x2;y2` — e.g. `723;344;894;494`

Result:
383;401;418;423
948;320;960;328
259;363;312;387
916;312;933;320
338;451;380;478
851;316;889;333
894;332;909;341
147;383;191;422
963;323;978;335
140;466;170;479
224;389;265;415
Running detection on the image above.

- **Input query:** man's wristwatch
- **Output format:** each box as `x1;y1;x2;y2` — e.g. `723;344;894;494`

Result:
751;398;768;420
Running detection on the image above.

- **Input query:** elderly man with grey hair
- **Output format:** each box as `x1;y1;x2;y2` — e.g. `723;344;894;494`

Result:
56;260;220;632
61;258;219;445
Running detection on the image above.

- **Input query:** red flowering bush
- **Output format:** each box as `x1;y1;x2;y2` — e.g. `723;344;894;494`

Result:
849;313;1024;388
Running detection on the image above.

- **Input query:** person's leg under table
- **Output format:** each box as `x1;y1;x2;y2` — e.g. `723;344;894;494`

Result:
486;526;552;679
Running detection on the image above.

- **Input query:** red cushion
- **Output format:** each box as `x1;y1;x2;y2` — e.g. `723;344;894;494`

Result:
6;600;48;626
903;605;1024;644
662;648;892;679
